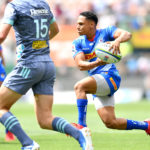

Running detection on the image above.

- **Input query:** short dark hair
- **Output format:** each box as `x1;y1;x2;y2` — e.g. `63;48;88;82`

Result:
80;11;98;25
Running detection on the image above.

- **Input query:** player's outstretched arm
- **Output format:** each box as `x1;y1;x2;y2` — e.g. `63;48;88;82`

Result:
110;28;132;55
114;28;132;43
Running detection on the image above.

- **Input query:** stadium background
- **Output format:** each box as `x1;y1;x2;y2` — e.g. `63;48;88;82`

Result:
0;0;150;103
0;0;150;150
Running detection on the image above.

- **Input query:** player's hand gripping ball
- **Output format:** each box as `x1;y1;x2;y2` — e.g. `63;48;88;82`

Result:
94;42;122;63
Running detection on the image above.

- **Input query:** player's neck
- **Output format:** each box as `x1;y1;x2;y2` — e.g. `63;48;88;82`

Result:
86;30;96;41
87;33;95;41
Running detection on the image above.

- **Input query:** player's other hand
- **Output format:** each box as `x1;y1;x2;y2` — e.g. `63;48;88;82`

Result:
107;41;120;55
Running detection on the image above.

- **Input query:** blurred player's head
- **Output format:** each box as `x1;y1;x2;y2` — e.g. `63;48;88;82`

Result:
76;11;98;38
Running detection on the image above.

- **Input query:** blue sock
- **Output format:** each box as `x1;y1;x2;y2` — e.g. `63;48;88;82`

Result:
52;117;80;140
126;119;148;130
77;99;88;127
0;112;33;147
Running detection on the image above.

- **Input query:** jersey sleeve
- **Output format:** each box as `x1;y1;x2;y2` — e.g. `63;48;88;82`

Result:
50;17;56;24
106;26;117;41
0;45;2;51
2;3;17;26
72;39;83;58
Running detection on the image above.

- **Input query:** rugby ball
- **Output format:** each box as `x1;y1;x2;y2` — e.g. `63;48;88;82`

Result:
94;42;122;63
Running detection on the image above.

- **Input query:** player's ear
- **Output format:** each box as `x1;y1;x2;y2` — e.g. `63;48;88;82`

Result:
90;21;95;28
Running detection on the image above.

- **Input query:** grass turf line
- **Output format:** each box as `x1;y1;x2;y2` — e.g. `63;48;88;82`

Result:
0;100;150;150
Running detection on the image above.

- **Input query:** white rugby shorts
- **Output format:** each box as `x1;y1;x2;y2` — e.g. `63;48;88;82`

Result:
92;74;115;110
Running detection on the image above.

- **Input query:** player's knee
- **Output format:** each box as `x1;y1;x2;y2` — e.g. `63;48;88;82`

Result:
37;117;49;129
37;115;53;129
102;119;116;129
38;120;46;129
74;82;84;92
0;103;10;110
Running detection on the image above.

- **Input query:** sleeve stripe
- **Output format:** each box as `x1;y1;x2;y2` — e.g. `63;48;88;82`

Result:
50;17;56;24
73;51;83;59
2;19;14;26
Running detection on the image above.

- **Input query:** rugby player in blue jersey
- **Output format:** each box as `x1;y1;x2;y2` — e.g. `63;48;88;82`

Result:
72;11;150;135
0;45;15;141
0;1;93;150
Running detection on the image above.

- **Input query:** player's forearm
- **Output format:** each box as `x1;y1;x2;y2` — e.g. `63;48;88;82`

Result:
115;31;132;43
77;59;106;71
0;33;6;44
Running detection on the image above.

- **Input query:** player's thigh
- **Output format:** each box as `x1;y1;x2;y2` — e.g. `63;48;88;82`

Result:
92;74;111;96
75;76;97;94
0;86;22;114
97;106;116;123
32;61;56;95
34;94;54;123
94;95;116;121
94;95;115;110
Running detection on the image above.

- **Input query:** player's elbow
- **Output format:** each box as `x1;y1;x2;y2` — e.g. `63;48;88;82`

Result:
52;28;59;37
78;65;86;71
79;67;84;71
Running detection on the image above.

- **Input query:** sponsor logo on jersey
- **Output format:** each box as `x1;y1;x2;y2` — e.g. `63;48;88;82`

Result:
30;9;49;16
89;43;94;46
82;48;90;50
85;51;96;60
109;77;117;90
32;40;48;49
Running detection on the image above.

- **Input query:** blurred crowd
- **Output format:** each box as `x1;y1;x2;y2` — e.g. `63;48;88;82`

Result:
48;0;150;30
0;0;150;30
0;0;150;99
1;0;150;32
48;0;150;99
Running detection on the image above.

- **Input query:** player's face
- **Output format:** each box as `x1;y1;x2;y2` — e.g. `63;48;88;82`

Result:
76;16;93;36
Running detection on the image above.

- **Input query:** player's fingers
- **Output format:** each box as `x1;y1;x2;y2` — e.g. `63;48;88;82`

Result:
111;45;116;54
118;48;120;54
108;45;113;51
113;46;120;55
116;46;120;54
112;48;116;55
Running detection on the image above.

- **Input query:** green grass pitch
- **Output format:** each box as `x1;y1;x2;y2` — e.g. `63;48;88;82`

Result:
0;100;150;150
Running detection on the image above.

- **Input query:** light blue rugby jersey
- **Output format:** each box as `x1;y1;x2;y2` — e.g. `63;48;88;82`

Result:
3;0;55;64
72;26;119;76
